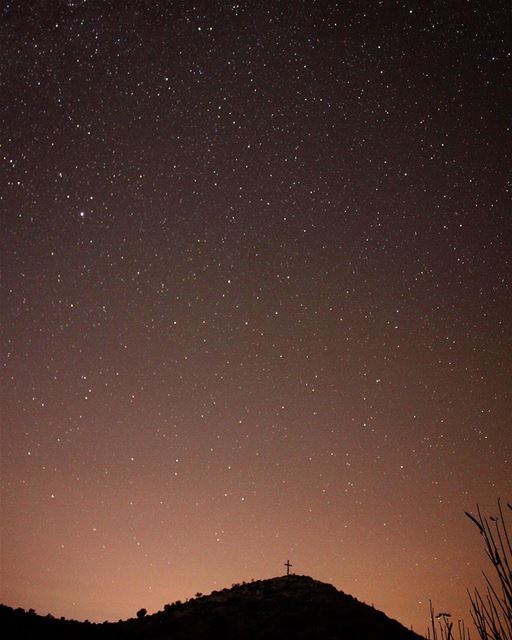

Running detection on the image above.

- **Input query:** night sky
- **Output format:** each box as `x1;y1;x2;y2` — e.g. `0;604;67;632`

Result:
1;0;511;634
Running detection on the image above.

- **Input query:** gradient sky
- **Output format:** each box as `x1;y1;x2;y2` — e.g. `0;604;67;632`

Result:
1;0;511;634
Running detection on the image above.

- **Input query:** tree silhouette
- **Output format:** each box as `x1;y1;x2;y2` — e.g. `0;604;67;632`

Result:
136;608;147;620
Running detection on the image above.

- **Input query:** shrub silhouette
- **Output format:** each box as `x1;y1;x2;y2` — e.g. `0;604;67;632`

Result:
136;608;147;619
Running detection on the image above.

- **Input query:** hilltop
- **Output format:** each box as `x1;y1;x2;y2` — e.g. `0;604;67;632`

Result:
0;574;425;639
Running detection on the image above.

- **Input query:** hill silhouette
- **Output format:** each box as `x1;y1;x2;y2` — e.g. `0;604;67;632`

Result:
0;574;426;639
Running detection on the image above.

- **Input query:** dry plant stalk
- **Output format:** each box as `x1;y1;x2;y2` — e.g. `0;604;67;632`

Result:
428;600;471;640
465;500;512;640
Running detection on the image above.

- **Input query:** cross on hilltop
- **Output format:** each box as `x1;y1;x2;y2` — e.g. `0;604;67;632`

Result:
284;560;292;576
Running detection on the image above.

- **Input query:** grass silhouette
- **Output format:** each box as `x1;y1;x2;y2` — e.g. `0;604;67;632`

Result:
466;500;512;640
428;500;512;640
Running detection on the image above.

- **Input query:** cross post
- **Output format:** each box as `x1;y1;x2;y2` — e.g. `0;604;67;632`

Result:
284;560;292;576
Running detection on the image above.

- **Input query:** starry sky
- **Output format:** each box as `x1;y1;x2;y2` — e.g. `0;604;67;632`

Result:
1;0;511;634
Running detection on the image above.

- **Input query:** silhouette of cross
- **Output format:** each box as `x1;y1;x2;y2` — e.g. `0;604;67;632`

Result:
284;560;292;576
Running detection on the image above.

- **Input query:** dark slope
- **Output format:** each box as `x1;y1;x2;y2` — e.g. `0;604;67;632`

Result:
0;574;426;639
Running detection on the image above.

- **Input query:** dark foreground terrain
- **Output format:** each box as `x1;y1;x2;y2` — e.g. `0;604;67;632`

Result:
1;574;425;639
